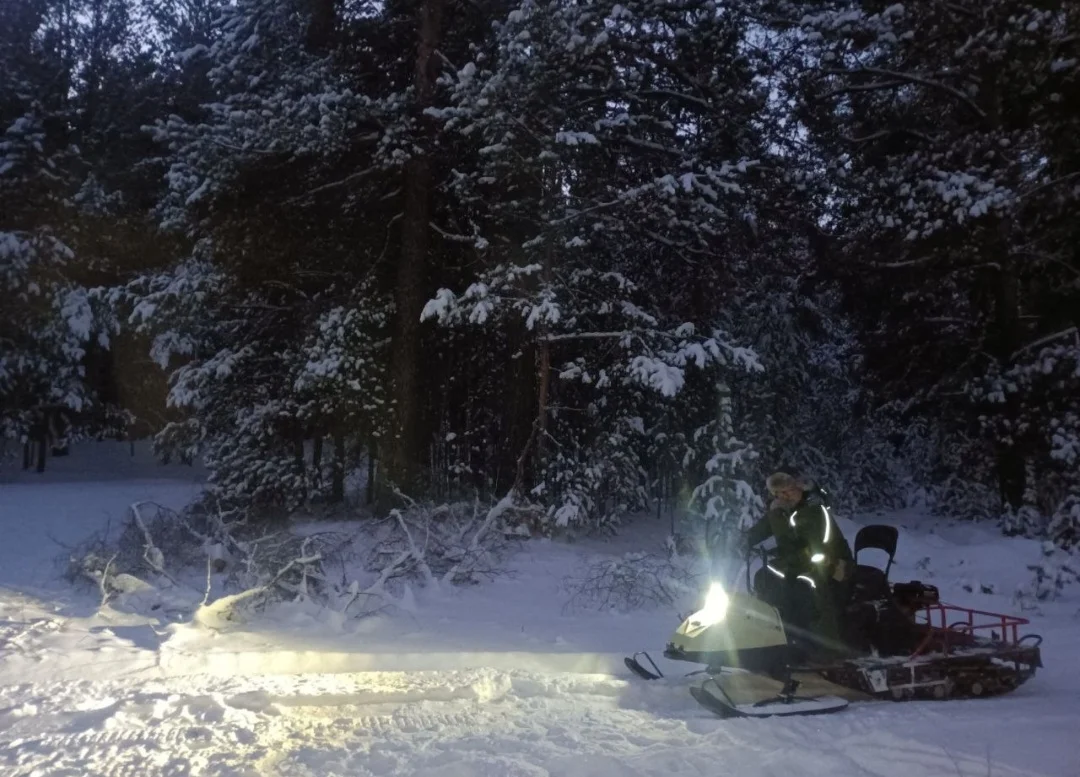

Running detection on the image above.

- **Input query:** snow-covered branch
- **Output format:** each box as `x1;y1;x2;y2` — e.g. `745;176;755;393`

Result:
194;549;324;628
543;331;633;343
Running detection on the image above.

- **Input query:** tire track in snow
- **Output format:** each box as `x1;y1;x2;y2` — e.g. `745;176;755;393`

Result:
1;722;225;753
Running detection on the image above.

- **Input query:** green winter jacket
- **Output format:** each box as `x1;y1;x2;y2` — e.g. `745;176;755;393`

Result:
745;489;853;579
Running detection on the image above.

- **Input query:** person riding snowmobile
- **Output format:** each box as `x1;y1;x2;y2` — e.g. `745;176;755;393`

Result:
744;472;853;652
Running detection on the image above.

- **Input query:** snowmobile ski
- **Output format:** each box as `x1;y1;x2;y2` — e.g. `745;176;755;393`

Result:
625;652;663;680
689;677;849;719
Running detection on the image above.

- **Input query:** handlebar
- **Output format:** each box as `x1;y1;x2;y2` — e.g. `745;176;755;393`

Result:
743;544;779;593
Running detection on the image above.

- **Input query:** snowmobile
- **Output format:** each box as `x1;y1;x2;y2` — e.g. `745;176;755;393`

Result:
625;524;1043;719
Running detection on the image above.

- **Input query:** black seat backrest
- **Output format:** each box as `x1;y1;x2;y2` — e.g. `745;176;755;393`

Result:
854;524;898;578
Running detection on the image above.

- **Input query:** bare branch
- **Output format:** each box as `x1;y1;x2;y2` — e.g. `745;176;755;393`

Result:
514;417;541;497
822;79;906;98
637;88;712;112
206;136;280;155
846;128;935;144
1020;171;1080;201
873;258;1001;272
284;163;382;205
615;135;684;157
1012;327;1079;359
99;553;119;608
440;492;514;586
562;550;699;614
872;257;934;269
543;330;633;342
433;48;459;73
1013;251;1080;279
823;67;987;119
942;2;977;18
429;221;483;244
130;502;181;587
202;555;213;607
548;198;622;225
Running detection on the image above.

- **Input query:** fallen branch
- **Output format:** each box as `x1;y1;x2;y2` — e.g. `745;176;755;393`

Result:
194;550;323;627
441;491;514;585
130;502;181;587
391;508;436;585
99;552;119;608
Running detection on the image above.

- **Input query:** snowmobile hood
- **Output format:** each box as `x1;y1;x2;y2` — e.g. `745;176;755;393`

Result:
669;591;787;655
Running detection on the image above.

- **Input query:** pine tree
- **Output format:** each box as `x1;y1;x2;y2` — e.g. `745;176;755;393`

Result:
776;1;1080;536
422;0;777;529
0;0;102;456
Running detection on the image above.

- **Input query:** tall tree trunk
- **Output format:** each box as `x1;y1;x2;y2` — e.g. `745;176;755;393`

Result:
293;426;305;468
332;432;346;503
33;410;48;473
305;0;337;53
534;179;554;480
293;426;306;500
513;164;556;497
386;0;444;495
995;267;1025;509
366;439;377;505
312;433;324;492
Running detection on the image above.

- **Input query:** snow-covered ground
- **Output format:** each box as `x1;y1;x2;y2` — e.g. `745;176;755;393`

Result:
1;443;1077;777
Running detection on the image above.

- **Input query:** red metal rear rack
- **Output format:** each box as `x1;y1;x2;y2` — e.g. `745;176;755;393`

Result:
910;602;1030;658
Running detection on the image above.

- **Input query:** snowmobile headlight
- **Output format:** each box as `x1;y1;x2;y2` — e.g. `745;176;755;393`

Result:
811;552;826;563
690;581;729;628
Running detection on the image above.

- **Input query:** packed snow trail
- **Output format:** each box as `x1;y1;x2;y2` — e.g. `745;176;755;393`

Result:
0;668;1069;777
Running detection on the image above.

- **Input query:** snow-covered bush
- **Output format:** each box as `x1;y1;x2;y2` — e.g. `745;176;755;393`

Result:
561;538;702;614
362;493;521;593
61;527;120;592
928;476;1001;524
1049;504;1080;553
686;386;763;559
61;499;346;618
1014;541;1079;608
61;491;523;624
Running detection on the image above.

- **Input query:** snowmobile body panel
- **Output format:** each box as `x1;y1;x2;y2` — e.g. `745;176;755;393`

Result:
665;592;789;673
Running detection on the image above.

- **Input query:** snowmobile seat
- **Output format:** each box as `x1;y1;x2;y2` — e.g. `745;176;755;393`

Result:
849;525;899;602
854;524;897;576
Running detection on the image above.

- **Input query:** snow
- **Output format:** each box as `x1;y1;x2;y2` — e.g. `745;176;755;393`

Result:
0;445;1078;776
629;355;685;396
555;130;599;146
